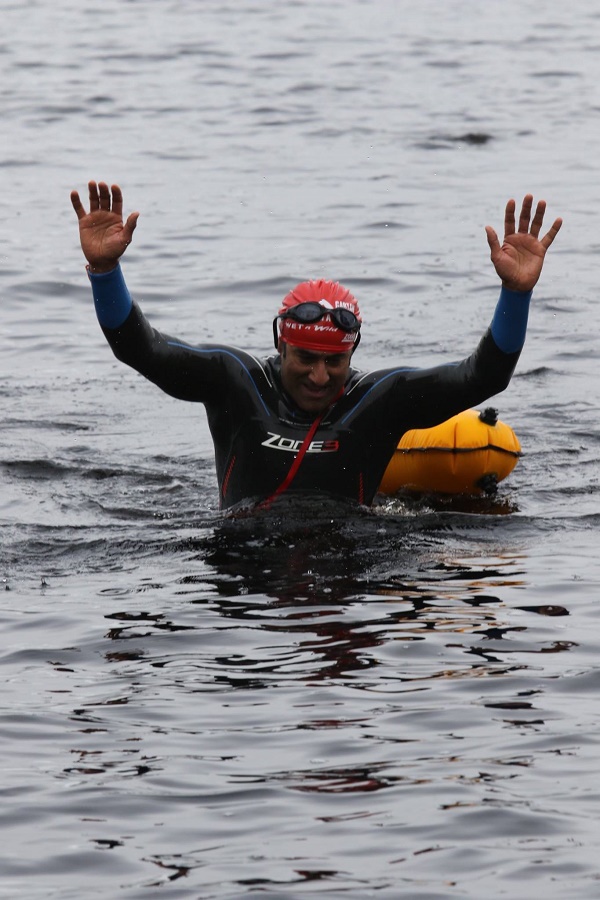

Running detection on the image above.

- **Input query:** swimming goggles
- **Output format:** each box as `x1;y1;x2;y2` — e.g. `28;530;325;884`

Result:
275;302;361;333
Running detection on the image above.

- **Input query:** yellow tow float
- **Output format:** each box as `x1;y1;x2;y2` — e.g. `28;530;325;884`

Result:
378;407;521;497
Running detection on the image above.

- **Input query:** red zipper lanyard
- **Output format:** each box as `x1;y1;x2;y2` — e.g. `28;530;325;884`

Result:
257;388;344;511
257;411;324;511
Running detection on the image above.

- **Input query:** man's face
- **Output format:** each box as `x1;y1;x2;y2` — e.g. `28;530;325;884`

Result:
279;342;352;414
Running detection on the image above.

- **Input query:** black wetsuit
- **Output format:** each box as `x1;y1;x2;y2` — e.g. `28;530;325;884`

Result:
89;265;531;510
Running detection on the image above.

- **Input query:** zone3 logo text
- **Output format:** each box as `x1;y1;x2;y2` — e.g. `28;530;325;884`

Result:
261;432;340;453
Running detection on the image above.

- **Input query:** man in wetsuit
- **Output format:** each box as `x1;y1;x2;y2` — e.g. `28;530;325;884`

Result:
71;182;562;511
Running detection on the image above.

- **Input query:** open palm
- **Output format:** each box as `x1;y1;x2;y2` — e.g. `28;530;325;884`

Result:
485;195;562;293
71;181;139;273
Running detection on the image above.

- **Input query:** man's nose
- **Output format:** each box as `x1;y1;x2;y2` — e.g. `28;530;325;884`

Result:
308;360;329;385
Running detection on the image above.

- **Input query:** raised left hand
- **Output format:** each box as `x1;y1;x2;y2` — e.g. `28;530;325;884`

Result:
485;194;562;293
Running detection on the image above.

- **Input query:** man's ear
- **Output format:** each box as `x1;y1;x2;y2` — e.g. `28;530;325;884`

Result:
278;339;287;357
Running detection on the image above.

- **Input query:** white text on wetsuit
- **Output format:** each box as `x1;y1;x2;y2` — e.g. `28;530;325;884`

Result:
261;432;339;453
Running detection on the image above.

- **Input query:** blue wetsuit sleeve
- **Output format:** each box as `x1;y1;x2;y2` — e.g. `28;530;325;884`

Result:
88;264;133;329
490;286;532;354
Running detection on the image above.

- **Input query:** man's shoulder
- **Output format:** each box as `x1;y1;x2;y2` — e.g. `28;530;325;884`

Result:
346;363;413;388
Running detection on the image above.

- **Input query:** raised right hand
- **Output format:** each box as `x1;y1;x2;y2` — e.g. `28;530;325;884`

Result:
71;181;139;273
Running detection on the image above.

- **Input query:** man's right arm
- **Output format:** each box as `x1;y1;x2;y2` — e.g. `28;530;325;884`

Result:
88;264;228;403
88;263;133;330
72;181;230;403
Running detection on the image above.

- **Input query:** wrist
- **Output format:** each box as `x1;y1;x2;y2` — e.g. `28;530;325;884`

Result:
87;262;119;275
501;280;533;294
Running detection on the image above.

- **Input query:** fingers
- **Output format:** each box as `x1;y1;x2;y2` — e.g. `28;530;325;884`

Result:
71;182;120;220
506;194;561;245
88;180;100;211
122;211;140;244
111;183;124;219
528;198;546;239
485;225;500;255
504;198;516;237
75;180;124;216
519;195;562;247
541;216;563;250
517;194;534;234
97;181;112;211
70;189;85;219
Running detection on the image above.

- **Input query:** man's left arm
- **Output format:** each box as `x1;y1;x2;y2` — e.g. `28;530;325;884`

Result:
385;195;563;429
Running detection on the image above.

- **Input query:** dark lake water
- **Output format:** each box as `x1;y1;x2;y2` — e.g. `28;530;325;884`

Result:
2;0;600;897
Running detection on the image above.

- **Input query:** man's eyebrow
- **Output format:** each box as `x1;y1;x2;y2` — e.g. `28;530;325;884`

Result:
300;350;344;359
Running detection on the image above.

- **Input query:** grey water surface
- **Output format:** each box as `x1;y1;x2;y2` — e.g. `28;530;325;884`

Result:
2;0;600;897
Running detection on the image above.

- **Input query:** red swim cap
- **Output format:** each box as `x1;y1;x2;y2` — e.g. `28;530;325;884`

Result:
277;280;362;353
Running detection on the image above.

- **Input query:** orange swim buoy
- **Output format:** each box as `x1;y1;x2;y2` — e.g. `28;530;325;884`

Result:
378;407;521;496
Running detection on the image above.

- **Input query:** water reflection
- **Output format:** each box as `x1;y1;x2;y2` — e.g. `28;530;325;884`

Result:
99;496;573;692
54;498;581;899
85;497;579;756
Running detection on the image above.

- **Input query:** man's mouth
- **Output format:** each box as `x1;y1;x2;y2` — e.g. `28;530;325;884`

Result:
303;384;329;396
